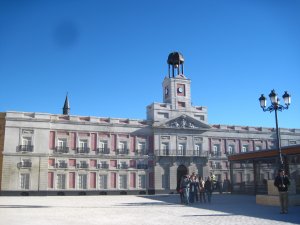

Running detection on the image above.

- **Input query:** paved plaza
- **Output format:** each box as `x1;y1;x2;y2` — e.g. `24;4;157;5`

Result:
0;194;299;225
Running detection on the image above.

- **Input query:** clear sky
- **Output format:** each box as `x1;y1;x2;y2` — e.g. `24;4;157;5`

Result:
0;0;300;129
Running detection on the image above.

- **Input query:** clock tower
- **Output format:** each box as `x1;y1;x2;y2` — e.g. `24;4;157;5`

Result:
147;52;208;123
163;52;192;111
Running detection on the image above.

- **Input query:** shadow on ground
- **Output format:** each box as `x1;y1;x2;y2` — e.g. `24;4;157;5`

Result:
138;194;300;224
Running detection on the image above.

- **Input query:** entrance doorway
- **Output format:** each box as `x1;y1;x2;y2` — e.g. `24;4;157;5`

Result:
176;165;188;191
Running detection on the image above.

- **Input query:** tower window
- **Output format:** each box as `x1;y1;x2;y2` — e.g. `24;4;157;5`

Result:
178;101;186;108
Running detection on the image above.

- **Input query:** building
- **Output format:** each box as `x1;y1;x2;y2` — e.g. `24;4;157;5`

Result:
1;52;300;195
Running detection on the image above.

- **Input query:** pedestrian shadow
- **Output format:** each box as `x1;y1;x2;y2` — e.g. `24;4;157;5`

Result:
139;194;300;224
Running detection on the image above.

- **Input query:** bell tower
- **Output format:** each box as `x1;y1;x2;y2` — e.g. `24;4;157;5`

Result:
163;52;192;110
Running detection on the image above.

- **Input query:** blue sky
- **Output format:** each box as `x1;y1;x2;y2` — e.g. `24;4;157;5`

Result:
0;0;300;128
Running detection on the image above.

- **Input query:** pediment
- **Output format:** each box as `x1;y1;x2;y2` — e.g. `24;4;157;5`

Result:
154;114;211;130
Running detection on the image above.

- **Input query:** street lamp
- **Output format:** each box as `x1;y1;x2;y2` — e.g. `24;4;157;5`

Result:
259;89;291;170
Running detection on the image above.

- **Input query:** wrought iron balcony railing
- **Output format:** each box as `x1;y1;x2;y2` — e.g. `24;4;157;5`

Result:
55;163;68;168
116;149;129;155
97;164;109;169
17;161;32;168
154;149;208;157
96;148;110;154
210;151;222;157
135;150;148;156
54;146;69;154
76;147;90;154
76;163;89;169
17;145;34;152
117;164;128;169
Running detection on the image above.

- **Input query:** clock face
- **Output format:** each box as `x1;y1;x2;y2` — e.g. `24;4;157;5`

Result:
178;87;183;93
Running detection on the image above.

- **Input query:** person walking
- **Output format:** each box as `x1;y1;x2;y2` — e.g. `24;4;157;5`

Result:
180;174;191;205
199;176;206;203
274;169;290;214
189;175;197;204
204;176;213;203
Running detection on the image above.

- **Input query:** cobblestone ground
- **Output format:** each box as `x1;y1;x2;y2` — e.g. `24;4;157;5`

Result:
0;194;299;225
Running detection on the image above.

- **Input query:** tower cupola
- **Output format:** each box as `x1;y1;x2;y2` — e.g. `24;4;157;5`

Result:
167;52;184;77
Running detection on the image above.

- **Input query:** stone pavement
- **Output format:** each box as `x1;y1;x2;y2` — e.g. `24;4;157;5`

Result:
0;194;299;225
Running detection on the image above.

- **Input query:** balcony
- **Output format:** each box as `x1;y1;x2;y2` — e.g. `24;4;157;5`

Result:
135;150;148;156
76;147;90;154
17;161;32;168
210;151;222;157
96;148;110;155
155;149;208;157
76;163;89;169
55;163;68;169
211;164;222;170
54;146;69;154
17;145;34;152
117;164;128;169
226;151;235;156
97;164;109;169
116;149;129;155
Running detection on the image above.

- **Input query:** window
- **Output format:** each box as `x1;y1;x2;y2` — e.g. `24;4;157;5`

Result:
228;145;235;155
57;160;67;168
138;142;146;154
178;143;186;155
99;175;108;189
78;139;89;153
118;161;128;169
99;140;107;151
195;144;202;151
57;174;66;189
138;175;146;189
242;145;248;153
255;146;262;151
78;161;88;169
79;139;88;149
119;141;126;150
58;138;67;148
194;143;202;155
20;137;33;152
20;173;30;189
78;174;87;189
119;175;127;189
213;144;220;156
57;138;68;153
19;159;32;168
118;141;127;154
22;137;32;146
161;142;169;155
211;161;216;169
98;161;108;169
178;101;186;108
157;112;169;119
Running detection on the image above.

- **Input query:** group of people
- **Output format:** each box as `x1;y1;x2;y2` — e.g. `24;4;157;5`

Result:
178;173;214;205
177;169;291;214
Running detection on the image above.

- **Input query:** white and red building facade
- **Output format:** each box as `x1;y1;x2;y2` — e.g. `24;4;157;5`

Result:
0;53;300;195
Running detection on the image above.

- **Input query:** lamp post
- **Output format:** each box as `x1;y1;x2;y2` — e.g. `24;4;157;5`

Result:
259;89;291;170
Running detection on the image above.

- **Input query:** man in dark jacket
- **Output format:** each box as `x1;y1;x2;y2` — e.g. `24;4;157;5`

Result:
204;176;213;203
274;169;290;214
